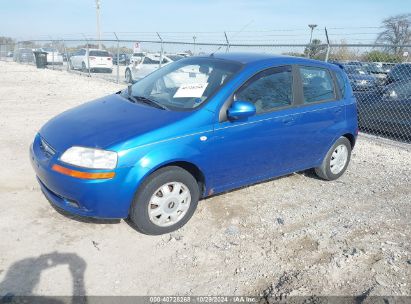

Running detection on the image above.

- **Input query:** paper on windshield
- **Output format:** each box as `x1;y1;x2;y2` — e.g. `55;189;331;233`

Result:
174;83;208;98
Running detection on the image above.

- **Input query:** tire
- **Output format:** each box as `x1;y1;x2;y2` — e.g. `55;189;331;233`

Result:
125;68;133;83
81;62;87;73
314;136;352;181
129;166;200;235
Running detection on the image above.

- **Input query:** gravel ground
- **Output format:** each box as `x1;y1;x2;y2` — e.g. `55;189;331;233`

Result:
0;61;410;298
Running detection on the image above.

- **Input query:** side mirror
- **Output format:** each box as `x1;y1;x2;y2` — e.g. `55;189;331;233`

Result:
227;100;256;121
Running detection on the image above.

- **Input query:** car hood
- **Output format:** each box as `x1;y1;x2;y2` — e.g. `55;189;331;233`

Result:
39;93;190;152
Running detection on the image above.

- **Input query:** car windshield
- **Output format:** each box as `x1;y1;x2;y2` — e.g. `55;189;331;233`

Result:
89;50;110;57
345;66;366;75
362;63;384;73
382;63;394;71
125;57;242;111
385;81;411;99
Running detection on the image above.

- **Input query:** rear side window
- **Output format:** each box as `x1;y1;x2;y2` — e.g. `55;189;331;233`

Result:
299;67;336;103
235;66;293;114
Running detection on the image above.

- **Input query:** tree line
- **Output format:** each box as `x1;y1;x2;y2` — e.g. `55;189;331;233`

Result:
2;13;410;62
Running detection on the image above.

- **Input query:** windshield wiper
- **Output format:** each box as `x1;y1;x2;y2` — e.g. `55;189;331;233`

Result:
124;85;168;110
124;85;140;104
133;95;169;110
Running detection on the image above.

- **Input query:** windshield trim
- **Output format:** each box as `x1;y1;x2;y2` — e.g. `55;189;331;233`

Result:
125;57;244;112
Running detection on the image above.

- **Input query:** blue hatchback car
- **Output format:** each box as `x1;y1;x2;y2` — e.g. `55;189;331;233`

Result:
30;53;358;235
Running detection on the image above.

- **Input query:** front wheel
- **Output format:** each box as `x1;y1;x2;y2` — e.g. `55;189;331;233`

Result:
129;166;200;235
314;137;352;181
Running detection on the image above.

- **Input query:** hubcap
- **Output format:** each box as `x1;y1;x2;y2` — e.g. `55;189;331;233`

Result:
148;182;191;227
330;144;348;174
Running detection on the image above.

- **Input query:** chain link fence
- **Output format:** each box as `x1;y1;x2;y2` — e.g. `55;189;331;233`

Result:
0;38;410;142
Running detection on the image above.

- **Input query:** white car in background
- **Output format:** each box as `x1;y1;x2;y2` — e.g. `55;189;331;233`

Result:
130;52;146;64
69;48;113;73
39;47;63;65
125;53;173;83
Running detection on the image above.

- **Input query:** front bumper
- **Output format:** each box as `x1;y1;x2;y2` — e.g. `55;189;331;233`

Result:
30;134;136;219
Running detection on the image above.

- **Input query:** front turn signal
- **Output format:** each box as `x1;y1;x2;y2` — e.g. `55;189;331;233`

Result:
52;164;115;179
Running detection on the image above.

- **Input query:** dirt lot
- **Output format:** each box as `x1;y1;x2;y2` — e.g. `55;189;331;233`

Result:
49;61;128;84
0;61;410;298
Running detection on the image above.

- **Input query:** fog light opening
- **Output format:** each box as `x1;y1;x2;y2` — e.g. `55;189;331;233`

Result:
66;199;80;209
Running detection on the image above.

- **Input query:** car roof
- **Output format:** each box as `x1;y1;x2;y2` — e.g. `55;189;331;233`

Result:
197;52;338;69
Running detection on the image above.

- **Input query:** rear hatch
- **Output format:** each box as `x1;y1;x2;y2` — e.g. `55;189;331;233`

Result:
89;50;112;67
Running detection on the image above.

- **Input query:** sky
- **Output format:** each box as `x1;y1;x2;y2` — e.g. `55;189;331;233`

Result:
0;0;409;44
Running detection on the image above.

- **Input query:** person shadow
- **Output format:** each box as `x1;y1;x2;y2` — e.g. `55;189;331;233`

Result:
0;252;87;304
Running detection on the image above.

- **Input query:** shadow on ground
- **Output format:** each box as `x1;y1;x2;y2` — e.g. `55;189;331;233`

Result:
0;252;87;304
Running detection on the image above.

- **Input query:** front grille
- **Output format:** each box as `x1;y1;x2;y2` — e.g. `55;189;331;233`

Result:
39;137;56;158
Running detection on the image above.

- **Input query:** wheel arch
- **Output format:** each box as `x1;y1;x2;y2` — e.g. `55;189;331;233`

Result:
152;161;206;198
342;132;356;148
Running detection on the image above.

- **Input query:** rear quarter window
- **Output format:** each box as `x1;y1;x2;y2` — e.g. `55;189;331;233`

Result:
299;66;336;103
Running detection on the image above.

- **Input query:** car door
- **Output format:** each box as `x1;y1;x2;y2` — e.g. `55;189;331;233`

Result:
290;65;346;169
210;65;302;193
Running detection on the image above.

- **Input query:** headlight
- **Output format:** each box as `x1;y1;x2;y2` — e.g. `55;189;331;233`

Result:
60;147;118;169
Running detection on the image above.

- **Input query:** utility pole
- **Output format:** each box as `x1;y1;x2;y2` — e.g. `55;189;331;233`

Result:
308;24;317;45
324;27;331;62
193;35;197;55
114;32;119;83
156;32;164;68
96;0;102;49
224;32;230;53
308;24;317;58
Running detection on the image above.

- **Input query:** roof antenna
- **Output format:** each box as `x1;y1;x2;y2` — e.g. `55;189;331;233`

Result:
210;20;254;57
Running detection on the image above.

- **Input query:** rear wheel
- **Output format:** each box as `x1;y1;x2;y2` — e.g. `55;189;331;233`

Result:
314;137;351;181
125;68;133;83
129;166;200;235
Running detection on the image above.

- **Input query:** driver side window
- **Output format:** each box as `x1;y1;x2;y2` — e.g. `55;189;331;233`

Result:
235;66;293;114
